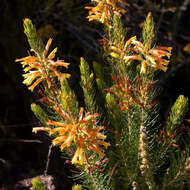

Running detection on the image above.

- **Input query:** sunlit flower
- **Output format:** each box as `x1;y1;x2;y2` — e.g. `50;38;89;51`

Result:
16;38;70;91
110;36;172;73
33;106;110;165
130;39;172;73
110;36;137;61
86;0;126;27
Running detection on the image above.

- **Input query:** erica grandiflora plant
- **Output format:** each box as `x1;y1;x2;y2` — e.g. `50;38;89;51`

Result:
15;1;190;190
16;19;110;167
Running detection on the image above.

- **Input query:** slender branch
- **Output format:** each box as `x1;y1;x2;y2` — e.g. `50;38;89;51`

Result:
0;139;42;143
44;144;53;176
109;161;119;180
0;123;39;128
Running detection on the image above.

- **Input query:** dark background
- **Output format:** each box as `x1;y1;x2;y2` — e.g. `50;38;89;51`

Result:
0;0;190;189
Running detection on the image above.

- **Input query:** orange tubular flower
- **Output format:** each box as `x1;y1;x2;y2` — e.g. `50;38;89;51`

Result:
86;0;126;27
110;36;138;61
16;38;70;91
33;106;110;165
110;36;172;73
129;39;172;73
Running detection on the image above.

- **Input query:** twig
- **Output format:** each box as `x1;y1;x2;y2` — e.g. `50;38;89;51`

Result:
44;144;53;176
0;139;42;143
0;123;39;128
109;161;119;180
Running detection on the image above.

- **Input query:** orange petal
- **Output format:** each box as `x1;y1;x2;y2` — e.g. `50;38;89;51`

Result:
95;140;110;148
124;36;137;49
89;144;104;158
123;55;140;62
149;49;171;58
49;127;63;135
155;46;172;52
78;107;84;121
85;6;94;10
78;147;85;164
140;61;147;73
50;60;70;68
32;127;50;133
46;75;51;89
16;56;37;63
47;120;66;127
54;106;72;121
72;146;84;164
23;71;41;85
83;113;99;121
48;48;57;59
28;78;42;91
52;136;67;145
60;136;73;150
95;132;107;140
110;52;120;58
23;64;39;72
44;38;52;56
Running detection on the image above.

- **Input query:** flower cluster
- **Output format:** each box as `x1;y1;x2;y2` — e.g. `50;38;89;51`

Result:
106;76;156;111
16;38;70;91
110;36;172;74
86;0;126;27
110;36;136;61
33;106;110;165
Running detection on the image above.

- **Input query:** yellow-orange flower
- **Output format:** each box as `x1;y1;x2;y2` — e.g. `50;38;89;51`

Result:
86;0;126;27
33;106;110;165
110;36;137;60
129;39;172;73
16;38;70;91
110;36;172;73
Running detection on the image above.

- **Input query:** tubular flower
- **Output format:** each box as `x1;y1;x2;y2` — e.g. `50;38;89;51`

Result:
16;38;70;91
128;39;172;73
110;36;172;73
110;36;138;61
32;106;110;165
86;0;126;27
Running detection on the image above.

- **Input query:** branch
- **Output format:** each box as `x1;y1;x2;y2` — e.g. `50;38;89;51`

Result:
0;139;43;143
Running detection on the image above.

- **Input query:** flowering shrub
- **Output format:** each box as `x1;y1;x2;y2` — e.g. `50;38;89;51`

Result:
16;1;190;190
